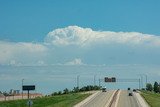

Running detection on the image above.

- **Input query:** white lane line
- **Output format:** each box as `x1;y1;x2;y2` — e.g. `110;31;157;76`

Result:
114;90;121;107
105;90;116;107
74;91;101;107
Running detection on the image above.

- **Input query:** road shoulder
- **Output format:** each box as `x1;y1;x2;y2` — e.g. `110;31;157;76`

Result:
133;91;150;107
74;91;101;107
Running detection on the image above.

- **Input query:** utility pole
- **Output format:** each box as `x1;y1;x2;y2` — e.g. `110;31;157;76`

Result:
94;75;96;86
99;79;101;87
22;79;24;99
141;75;143;89
143;74;148;89
138;74;143;89
139;78;141;90
139;74;148;89
77;75;80;89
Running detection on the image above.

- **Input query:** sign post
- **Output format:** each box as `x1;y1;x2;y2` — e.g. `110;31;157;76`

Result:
22;85;35;99
22;85;35;107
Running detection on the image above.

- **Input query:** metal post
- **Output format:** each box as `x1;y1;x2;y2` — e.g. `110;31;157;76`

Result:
144;74;148;88
77;75;80;88
140;75;143;89
139;78;141;90
28;90;29;99
22;79;24;99
99;79;101;87
94;75;96;86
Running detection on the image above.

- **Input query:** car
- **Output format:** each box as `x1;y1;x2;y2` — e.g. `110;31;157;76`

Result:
128;92;133;96
133;89;136;92
102;87;107;92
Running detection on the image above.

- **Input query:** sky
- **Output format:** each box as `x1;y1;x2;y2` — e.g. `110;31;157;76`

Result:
0;0;160;93
0;0;160;42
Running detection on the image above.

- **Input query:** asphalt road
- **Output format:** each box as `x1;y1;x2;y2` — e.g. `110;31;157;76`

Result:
81;90;114;107
117;90;140;107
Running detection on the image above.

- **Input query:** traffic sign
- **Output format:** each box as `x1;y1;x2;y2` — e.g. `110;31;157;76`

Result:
23;85;35;91
104;77;116;82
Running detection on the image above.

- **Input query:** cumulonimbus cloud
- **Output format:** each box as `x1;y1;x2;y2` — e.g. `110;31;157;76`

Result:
1;26;160;66
45;26;160;47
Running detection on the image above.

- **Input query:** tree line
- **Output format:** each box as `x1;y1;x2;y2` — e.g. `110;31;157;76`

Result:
51;85;101;96
146;81;160;93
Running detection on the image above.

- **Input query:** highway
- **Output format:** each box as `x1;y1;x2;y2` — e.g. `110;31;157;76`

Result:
117;90;140;107
77;90;144;107
81;90;115;107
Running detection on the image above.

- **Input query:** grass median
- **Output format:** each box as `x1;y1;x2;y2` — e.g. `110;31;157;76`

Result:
0;93;91;107
141;91;160;107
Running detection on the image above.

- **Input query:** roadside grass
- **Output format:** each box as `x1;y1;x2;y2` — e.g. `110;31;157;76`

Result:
141;91;160;107
0;93;90;107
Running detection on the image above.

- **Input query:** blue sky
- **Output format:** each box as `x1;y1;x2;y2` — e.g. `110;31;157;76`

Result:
1;0;160;94
0;0;160;66
0;0;160;42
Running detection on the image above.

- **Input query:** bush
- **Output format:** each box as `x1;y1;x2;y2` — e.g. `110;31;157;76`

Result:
63;88;69;94
146;83;153;91
58;91;62;95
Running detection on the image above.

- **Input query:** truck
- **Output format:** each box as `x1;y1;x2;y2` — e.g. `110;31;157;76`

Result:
102;87;107;92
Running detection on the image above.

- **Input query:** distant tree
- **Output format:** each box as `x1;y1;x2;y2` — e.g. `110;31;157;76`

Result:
73;87;79;93
154;82;159;93
51;92;58;96
63;88;69;94
146;83;153;91
3;91;9;96
93;85;101;90
58;91;62;95
159;83;160;93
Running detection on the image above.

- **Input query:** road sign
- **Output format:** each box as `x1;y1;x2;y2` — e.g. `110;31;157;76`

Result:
112;77;116;82
27;100;33;107
104;77;116;82
23;85;35;91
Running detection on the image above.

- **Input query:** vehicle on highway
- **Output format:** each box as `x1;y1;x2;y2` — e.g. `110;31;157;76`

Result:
102;87;107;92
133;89;136;92
128;92;133;96
128;88;133;96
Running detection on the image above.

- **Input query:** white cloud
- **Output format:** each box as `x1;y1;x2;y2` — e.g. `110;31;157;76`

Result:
65;58;84;65
0;41;48;65
1;26;160;66
45;26;160;47
37;60;45;66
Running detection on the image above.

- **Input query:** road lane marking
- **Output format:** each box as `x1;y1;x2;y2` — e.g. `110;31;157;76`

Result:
114;90;121;107
105;90;117;107
74;91;101;107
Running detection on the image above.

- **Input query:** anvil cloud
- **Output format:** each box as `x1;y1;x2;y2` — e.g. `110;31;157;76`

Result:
1;26;160;66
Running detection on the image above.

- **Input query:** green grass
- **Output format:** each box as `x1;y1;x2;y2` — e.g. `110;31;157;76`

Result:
0;93;90;107
141;91;160;107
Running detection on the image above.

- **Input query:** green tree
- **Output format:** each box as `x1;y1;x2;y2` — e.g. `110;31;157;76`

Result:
73;87;79;93
153;81;159;93
58;91;62;95
51;92;58;96
63;88;69;94
146;83;153;91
